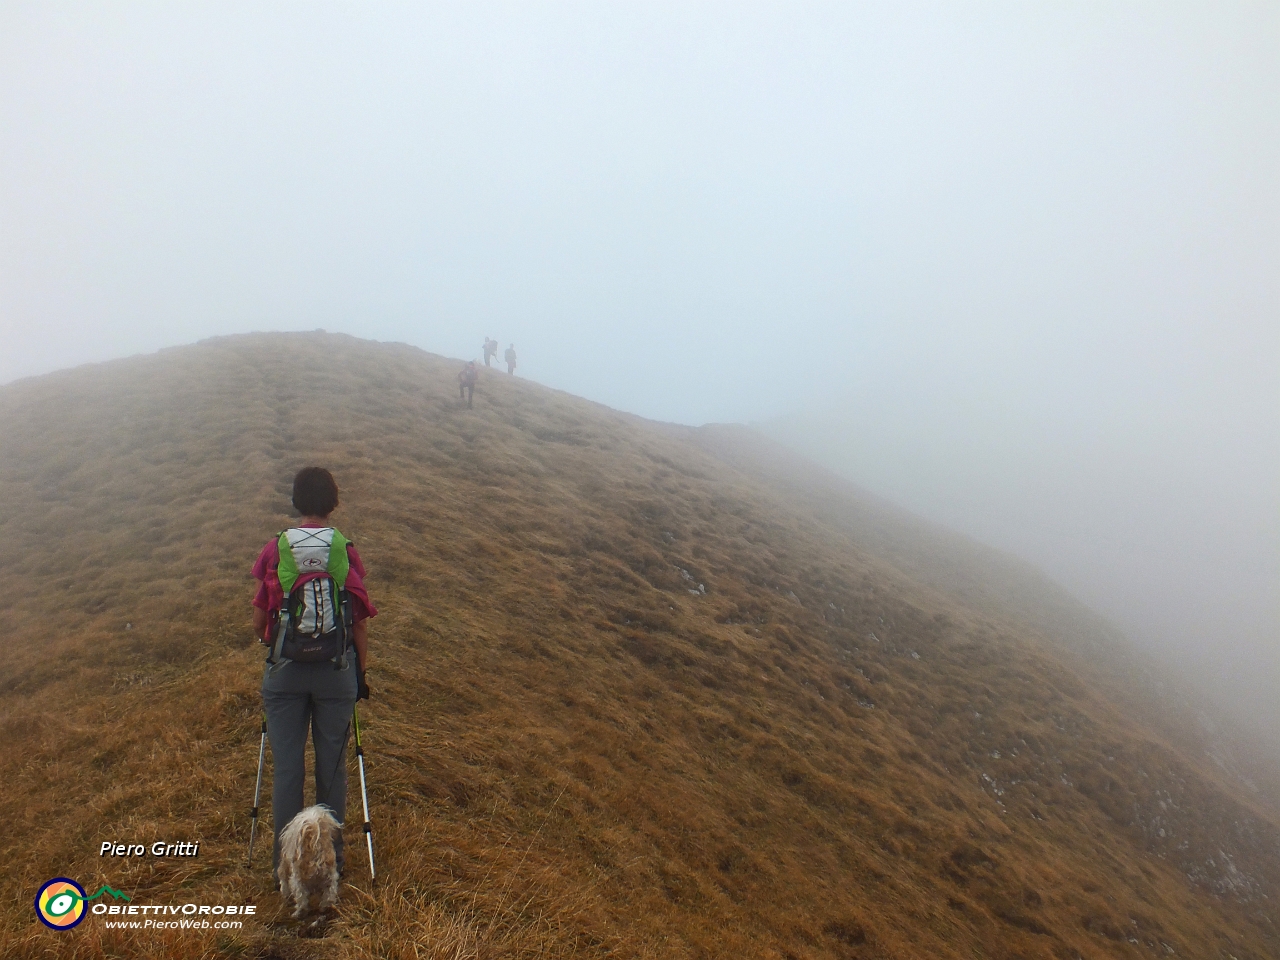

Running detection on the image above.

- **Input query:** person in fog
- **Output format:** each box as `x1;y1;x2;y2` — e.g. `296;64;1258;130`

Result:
458;360;479;407
504;344;517;375
482;337;497;367
251;467;376;882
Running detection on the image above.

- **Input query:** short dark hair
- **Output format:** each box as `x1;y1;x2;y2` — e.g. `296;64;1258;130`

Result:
292;467;339;517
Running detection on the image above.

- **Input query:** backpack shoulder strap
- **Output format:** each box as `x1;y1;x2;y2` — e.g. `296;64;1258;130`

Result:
327;528;351;590
276;530;300;596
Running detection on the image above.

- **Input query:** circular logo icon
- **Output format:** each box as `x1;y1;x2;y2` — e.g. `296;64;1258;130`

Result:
35;878;87;930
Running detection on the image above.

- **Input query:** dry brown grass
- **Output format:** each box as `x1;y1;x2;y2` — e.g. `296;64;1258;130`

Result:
1;331;1278;959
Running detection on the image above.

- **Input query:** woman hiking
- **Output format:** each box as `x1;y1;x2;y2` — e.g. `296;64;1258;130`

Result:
251;466;377;880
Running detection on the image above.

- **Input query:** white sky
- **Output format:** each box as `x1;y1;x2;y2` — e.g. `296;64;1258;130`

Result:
2;3;1277;740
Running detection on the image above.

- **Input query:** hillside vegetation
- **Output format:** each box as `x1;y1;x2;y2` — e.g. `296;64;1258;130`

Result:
1;332;1278;959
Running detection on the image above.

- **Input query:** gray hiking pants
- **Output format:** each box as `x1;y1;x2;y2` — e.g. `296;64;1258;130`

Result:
261;658;358;874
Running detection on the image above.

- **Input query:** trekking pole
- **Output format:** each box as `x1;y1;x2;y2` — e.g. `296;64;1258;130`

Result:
247;714;267;868
353;705;376;881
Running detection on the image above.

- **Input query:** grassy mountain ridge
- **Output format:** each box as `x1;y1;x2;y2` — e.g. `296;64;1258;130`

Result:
685;423;1280;813
2;332;1278;959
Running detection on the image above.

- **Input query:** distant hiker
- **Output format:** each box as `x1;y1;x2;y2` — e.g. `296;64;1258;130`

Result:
251;467;377;883
458;361;479;407
504;344;517;375
482;337;497;367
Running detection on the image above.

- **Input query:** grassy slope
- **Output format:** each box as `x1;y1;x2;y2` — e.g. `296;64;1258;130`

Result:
1;332;1277;960
688;424;1280;809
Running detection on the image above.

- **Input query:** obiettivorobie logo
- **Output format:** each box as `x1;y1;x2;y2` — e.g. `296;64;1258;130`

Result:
34;876;256;932
35;878;131;930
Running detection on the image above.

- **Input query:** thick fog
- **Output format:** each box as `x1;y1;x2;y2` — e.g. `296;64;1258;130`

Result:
2;5;1276;743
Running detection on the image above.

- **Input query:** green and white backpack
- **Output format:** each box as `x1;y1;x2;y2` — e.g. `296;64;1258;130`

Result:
269;527;354;666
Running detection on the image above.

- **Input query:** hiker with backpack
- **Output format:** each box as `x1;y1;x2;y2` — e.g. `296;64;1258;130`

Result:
482;337;497;367
458;361;479;408
250;467;377;881
504;344;517;375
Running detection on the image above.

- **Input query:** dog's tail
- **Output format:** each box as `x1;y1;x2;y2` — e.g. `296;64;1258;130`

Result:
300;818;322;875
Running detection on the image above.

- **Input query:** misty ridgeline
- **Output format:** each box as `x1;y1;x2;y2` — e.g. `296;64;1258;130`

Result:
2;332;1279;960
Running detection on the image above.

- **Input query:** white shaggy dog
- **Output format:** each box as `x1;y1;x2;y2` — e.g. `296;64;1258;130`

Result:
277;805;342;919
